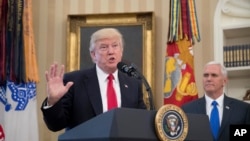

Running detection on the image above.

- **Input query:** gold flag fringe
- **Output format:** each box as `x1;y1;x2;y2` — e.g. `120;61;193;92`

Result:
23;0;39;82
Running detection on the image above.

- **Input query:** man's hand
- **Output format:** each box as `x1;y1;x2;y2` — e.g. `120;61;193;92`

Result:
45;63;74;106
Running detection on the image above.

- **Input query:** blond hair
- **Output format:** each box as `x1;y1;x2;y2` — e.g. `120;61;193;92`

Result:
89;28;124;52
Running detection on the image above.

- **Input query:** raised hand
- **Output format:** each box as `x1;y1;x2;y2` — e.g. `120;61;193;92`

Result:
45;63;74;106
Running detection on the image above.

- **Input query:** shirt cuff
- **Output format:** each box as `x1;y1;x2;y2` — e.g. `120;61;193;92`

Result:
43;100;53;109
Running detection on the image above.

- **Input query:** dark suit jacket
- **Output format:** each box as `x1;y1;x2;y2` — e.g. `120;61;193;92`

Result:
41;65;146;131
181;95;250;141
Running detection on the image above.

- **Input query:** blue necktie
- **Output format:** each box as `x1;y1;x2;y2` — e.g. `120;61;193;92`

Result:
210;101;220;140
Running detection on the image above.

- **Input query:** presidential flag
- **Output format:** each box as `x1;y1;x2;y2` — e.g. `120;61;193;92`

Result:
163;0;200;107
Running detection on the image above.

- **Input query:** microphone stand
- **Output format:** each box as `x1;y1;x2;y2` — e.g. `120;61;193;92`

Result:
131;64;155;110
138;73;155;110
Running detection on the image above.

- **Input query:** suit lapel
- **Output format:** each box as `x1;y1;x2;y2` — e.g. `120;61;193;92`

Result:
118;72;130;106
197;97;207;114
84;66;103;115
218;95;231;138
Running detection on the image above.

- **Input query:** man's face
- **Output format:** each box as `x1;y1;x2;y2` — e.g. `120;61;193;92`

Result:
202;64;227;97
90;38;123;74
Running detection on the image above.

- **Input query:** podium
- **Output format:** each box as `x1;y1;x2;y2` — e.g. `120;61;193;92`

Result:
58;108;212;141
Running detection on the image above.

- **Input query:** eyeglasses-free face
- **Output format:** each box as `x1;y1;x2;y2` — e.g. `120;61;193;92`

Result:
90;38;123;74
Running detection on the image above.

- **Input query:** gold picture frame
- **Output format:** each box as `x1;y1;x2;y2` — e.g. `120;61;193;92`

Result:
66;12;155;109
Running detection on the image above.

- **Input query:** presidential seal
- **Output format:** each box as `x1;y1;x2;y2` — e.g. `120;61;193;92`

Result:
155;104;188;141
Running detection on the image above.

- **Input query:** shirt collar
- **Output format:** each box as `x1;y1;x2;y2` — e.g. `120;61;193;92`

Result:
96;65;118;82
205;93;224;107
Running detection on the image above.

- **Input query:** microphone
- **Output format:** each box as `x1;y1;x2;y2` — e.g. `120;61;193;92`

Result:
117;62;155;110
117;62;140;79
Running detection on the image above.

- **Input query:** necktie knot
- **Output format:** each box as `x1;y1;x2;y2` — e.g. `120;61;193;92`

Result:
108;74;114;81
212;101;218;106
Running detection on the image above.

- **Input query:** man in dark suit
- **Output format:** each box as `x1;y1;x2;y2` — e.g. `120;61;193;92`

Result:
182;61;250;141
41;28;146;132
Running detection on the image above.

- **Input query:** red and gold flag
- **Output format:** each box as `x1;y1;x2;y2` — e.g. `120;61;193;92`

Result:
163;0;200;107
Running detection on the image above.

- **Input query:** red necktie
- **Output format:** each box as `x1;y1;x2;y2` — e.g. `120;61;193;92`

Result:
107;74;117;110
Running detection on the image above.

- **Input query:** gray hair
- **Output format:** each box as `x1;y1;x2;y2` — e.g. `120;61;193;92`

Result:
89;28;124;52
205;61;227;77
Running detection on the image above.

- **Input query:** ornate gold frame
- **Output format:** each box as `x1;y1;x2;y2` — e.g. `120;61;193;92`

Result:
66;12;155;109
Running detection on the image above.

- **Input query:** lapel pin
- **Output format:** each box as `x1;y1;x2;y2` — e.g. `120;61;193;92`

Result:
124;84;128;88
225;106;230;109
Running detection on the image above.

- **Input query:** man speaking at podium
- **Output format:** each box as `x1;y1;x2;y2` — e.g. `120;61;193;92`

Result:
182;61;250;141
41;28;146;132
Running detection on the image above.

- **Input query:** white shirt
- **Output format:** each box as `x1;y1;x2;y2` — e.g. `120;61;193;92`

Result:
205;94;224;126
96;66;121;113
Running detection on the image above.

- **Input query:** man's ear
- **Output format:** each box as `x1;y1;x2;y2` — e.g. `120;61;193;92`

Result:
90;51;96;62
223;77;228;86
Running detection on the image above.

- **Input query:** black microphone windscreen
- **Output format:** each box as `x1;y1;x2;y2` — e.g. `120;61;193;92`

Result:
117;62;127;70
